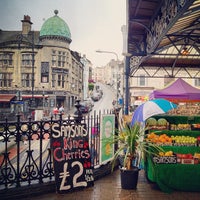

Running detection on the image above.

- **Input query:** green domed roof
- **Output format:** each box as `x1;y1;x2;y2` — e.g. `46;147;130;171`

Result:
40;10;71;39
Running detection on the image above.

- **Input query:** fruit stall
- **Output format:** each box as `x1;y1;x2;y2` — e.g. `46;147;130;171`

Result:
144;115;200;193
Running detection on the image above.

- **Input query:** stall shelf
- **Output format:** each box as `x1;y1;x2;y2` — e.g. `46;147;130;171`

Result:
152;115;200;125
149;130;200;137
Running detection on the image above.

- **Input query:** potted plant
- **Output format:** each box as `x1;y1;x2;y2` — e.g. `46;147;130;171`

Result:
108;120;163;189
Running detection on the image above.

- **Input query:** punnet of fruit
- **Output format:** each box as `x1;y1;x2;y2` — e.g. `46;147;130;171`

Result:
153;150;177;164
146;117;157;125
171;135;197;146
194;153;200;163
192;124;200;130
147;133;198;146
146;132;172;145
158;150;173;157
176;153;199;164
146;118;169;130
157;118;168;126
176;123;191;130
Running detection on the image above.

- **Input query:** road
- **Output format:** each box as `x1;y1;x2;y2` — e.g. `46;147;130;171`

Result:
91;83;116;113
66;83;117;116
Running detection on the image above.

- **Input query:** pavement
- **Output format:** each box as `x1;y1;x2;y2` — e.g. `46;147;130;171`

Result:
23;169;200;200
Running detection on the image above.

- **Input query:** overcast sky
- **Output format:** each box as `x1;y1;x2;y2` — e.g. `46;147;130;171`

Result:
0;0;126;67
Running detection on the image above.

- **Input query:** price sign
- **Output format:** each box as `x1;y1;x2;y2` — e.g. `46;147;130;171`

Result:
51;122;94;193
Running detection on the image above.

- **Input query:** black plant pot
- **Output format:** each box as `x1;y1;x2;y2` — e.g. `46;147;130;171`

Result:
120;167;139;189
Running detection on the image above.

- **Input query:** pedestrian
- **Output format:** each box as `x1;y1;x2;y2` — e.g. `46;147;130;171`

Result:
31;110;35;120
53;107;59;119
22;135;28;145
59;105;64;115
112;100;116;106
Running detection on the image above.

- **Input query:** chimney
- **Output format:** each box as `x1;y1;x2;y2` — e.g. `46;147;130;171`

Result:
21;15;33;35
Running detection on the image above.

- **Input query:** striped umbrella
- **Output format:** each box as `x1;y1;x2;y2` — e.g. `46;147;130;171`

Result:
131;99;177;126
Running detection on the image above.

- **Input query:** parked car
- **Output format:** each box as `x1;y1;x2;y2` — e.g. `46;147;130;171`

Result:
83;99;94;109
91;92;102;101
98;89;103;96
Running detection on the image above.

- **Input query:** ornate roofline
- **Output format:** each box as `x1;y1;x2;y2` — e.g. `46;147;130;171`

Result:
39;35;72;43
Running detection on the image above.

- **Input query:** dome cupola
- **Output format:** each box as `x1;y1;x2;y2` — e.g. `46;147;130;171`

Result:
40;10;71;43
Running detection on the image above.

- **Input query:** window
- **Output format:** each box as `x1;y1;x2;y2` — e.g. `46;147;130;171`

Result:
22;53;33;67
52;50;57;66
22;73;32;87
41;76;48;83
195;78;200;87
58;51;66;67
58;51;62;67
62;74;65;88
66;52;69;64
57;74;65;88
41;62;49;83
0;73;12;87
139;75;145;86
58;74;61;86
62;52;66;67
52;74;56;87
0;53;13;66
52;50;66;67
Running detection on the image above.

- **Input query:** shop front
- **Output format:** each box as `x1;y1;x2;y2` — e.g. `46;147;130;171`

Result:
0;94;16;121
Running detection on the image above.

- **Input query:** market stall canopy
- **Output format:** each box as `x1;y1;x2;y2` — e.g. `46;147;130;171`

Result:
149;78;200;102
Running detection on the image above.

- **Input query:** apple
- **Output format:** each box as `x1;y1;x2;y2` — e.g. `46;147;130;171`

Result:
186;154;193;159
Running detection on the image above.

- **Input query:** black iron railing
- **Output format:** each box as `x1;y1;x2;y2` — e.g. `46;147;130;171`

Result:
0;106;116;191
0;115;55;189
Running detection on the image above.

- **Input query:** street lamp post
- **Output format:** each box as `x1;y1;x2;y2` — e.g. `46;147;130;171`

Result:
124;56;130;115
15;85;23;114
96;50;119;61
31;32;35;107
42;86;45;117
17;31;35;108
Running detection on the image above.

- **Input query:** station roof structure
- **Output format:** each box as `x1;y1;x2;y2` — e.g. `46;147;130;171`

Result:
127;0;200;78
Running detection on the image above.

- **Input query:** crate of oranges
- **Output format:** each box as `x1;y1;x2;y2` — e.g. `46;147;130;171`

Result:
146;132;172;146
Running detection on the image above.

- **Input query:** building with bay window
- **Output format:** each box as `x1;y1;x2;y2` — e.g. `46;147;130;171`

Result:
0;10;84;120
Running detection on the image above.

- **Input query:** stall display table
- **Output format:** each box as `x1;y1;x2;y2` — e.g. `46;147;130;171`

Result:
146;146;200;193
146;152;200;193
145;115;200;193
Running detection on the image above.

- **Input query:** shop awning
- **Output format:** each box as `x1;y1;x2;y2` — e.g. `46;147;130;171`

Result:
0;94;15;102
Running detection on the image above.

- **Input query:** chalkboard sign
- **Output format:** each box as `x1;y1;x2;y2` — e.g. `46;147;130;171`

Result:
51;122;94;193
